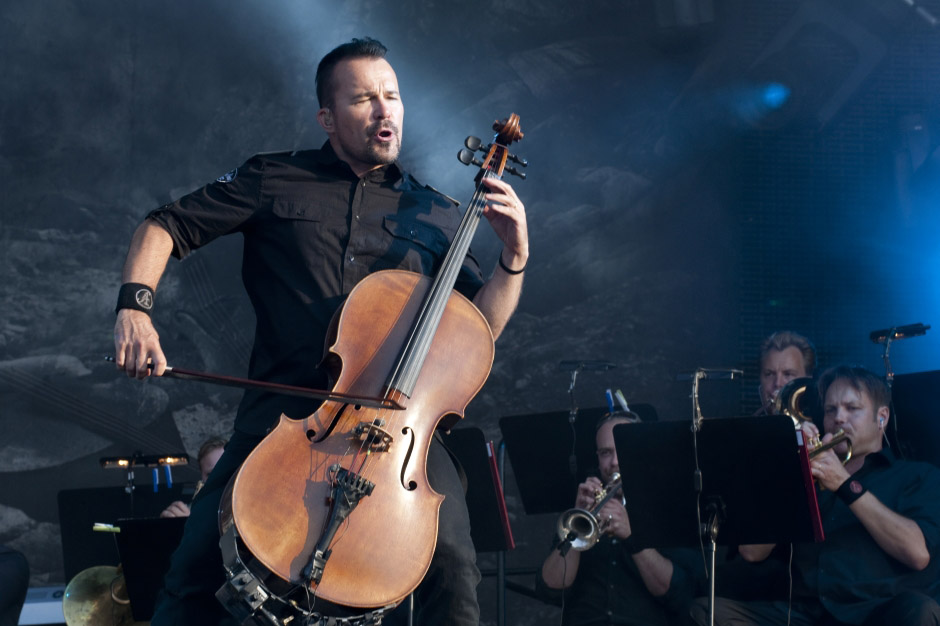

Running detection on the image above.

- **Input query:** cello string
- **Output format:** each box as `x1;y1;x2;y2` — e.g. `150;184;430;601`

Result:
354;166;492;479
349;146;507;485
356;172;492;480
382;160;495;397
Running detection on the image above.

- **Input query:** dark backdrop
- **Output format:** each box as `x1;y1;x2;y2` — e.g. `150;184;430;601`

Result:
2;1;939;624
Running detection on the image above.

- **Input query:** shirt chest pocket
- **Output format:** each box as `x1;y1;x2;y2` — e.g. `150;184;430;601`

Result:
381;216;454;275
269;199;348;261
271;199;331;222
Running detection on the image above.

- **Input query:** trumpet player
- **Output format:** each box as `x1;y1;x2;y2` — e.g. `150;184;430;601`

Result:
538;411;700;626
755;331;816;416
693;365;940;626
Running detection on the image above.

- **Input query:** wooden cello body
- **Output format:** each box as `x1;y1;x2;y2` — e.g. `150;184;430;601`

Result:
221;270;493;609
217;115;524;620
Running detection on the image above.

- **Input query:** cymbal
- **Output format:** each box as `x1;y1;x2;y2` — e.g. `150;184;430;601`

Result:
63;565;148;626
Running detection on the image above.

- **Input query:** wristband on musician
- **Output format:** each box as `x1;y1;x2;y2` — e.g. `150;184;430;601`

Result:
116;282;155;316
836;478;867;506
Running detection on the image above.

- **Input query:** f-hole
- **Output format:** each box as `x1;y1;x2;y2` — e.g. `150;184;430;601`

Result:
311;404;353;442
399;427;417;490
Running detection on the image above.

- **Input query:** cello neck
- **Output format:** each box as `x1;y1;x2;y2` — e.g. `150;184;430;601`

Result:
386;115;524;397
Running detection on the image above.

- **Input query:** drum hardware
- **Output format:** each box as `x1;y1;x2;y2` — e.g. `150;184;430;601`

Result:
556;472;622;554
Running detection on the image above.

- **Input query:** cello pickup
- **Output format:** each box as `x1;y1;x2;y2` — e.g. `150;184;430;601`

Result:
354;420;393;452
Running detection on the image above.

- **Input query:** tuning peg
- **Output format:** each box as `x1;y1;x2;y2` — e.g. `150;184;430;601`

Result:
457;148;483;167
465;136;484;152
508;152;528;167
505;166;526;180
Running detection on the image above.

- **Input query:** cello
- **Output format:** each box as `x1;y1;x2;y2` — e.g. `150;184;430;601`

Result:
216;115;526;624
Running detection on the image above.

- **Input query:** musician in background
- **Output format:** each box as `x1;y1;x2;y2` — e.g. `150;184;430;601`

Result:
113;37;527;626
755;330;816;415
538;411;701;625
693;365;940;625
717;330;820;597
160;436;226;519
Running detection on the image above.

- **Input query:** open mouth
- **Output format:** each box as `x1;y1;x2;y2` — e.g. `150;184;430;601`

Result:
369;121;398;143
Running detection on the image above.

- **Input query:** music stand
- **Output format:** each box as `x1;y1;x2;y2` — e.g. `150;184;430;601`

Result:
612;415;822;626
114;516;187;621
891;370;940;469
499;404;658;515
57;484;191;581
443;427;514;552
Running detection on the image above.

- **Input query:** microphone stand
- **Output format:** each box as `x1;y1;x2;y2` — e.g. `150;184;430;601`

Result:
567;365;582;477
881;327;897;391
680;367;742;626
870;323;930;457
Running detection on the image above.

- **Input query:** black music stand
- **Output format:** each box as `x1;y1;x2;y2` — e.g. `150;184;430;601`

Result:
498;404;658;515
612;415;822;626
115;516;187;621
444;427;514;552
891;370;940;469
57;484;191;581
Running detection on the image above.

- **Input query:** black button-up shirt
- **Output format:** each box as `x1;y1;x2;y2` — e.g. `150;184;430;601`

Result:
149;142;484;435
536;537;702;625
791;448;940;624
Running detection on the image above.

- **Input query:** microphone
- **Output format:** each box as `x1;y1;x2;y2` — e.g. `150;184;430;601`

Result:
559;360;618;372
869;323;930;344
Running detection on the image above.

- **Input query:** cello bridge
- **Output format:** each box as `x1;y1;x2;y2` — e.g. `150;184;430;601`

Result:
354;419;393;452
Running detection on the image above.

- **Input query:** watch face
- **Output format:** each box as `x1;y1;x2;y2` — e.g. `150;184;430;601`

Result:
849;480;863;494
135;288;153;310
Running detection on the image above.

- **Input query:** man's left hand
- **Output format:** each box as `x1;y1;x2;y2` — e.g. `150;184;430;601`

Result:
481;177;528;268
598;501;632;541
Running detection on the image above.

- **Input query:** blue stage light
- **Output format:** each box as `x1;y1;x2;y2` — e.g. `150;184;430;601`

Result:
761;83;790;110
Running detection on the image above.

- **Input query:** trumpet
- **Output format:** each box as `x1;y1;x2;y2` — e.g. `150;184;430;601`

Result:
808;428;853;464
772;377;816;426
556;473;622;553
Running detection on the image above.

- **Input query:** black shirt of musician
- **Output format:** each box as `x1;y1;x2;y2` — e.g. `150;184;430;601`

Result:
536;536;701;626
148;142;485;436
791;448;940;624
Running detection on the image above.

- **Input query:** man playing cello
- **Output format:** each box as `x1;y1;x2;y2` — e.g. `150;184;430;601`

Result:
113;37;528;626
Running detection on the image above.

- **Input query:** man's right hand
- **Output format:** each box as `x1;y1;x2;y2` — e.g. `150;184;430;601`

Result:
575;477;604;510
114;308;167;379
160;501;191;518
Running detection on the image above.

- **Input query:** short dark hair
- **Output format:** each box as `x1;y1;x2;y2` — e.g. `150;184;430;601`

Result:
197;436;226;466
759;330;816;375
817;365;890;413
315;37;388;108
